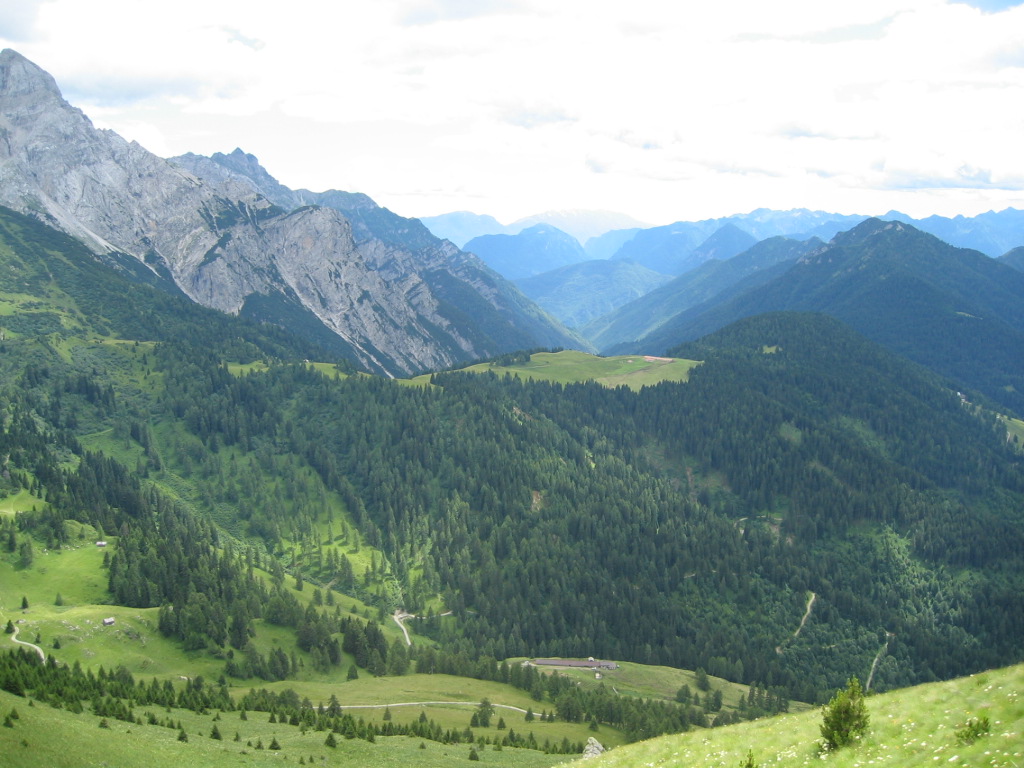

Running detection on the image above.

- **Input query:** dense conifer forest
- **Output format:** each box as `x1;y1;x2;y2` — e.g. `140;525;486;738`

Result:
1;202;1023;726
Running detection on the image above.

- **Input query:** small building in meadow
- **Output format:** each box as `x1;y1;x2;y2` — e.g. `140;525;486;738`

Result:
102;617;115;626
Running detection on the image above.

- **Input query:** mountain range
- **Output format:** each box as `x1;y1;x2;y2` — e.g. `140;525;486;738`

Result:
421;205;1013;341
2;47;1024;766
422;205;1024;261
605;219;1024;414
463;223;588;280
583;235;821;348
0;49;585;376
4;193;1023;703
515;258;673;328
418;209;649;249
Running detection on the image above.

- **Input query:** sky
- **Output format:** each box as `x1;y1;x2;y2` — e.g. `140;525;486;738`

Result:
2;0;1023;226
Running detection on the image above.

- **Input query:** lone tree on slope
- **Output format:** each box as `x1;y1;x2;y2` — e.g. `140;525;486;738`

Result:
820;676;869;751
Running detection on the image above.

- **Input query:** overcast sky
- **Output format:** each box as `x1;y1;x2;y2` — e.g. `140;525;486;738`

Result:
2;0;1023;225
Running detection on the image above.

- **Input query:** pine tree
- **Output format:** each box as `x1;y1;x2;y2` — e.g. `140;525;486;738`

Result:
695;667;710;691
820;677;869;751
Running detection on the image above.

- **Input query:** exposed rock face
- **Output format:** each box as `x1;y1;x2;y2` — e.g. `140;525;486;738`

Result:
581;737;605;758
0;49;583;375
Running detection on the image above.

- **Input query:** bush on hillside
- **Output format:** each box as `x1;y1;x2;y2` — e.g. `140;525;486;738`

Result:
820;677;869;751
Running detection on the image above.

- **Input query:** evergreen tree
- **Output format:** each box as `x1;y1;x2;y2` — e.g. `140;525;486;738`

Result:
820;677;869;751
695;668;710;691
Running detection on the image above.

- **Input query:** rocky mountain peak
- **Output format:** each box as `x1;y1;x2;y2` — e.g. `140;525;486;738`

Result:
0;51;584;376
0;48;64;103
208;148;293;200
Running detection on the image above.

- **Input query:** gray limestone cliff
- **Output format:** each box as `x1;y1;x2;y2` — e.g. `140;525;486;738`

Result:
0;49;584;375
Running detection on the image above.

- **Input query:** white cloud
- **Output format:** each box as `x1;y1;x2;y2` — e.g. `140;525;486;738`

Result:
2;0;1023;222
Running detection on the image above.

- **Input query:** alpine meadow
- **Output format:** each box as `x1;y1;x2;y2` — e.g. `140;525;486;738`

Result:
1;43;1024;768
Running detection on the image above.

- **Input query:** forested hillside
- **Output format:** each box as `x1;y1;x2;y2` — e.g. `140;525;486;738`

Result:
1;204;1023;717
627;219;1024;413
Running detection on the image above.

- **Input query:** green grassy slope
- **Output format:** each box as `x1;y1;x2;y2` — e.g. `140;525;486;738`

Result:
572;663;1024;768
0;687;571;768
410;350;700;390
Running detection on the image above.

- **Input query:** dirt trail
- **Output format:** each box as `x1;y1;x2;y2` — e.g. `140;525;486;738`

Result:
776;591;816;654
865;632;895;691
392;609;454;647
9;623;46;661
393;610;413;646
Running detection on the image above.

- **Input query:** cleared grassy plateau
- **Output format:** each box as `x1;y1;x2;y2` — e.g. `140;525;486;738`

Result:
410;350;701;391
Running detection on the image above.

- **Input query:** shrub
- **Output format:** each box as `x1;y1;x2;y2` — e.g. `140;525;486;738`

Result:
955;715;990;745
820;677;869;751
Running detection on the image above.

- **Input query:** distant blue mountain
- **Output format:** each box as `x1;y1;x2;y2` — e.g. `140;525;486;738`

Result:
416;211;510;248
585;236;819;349
885;208;1024;256
515;259;672;328
464;224;587;280
633;218;1024;413
1000;246;1024;271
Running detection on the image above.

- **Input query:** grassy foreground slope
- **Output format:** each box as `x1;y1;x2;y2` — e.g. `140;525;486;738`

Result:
572;663;1024;768
0;688;570;768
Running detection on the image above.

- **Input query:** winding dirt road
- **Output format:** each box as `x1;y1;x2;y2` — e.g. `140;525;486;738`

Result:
392;609;454;646
776;591;816;655
865;631;895;691
9;623;46;661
